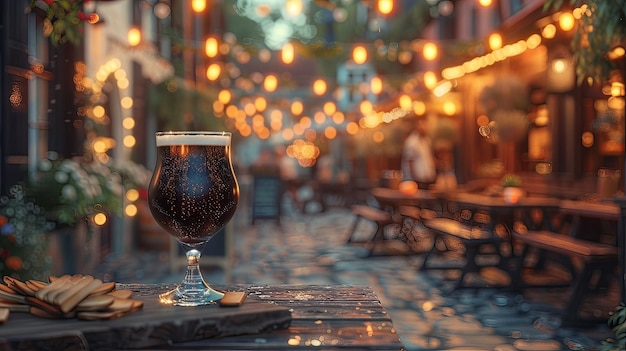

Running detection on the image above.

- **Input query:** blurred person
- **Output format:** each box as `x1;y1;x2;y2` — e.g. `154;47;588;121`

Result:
401;116;436;190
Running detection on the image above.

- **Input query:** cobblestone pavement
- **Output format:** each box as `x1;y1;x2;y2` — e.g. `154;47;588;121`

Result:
96;205;618;351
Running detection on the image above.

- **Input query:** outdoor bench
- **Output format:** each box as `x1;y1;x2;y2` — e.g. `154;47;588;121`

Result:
513;230;618;325
421;217;503;289
347;204;394;243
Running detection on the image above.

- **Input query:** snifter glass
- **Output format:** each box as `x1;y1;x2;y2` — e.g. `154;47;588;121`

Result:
148;131;239;306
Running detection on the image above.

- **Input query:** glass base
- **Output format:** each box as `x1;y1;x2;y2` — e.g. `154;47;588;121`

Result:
158;248;224;306
158;284;224;306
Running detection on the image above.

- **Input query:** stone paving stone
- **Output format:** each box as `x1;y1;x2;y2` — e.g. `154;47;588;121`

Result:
95;206;617;351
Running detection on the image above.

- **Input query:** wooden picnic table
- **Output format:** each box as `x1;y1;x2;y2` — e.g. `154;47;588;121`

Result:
371;187;440;209
447;192;561;231
442;195;619;324
420;192;561;289
0;284;404;350
371;187;447;219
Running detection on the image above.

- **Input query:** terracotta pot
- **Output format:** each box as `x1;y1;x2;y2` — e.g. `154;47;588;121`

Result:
503;187;524;204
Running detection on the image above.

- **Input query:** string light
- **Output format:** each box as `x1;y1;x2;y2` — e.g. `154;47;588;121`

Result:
127;27;141;46
558;12;575;31
206;63;221;80
399;95;412;110
423;42;438;60
377;0;393;15
370;76;383;94
191;0;206;13
488;33;502;50
263;74;278;92
352;45;368;64
312;79;327;95
205;37;219;57
84;1;595;170
286;0;303;16
218;89;231;104
291;100;304;115
93;212;107;226
282;42;294;64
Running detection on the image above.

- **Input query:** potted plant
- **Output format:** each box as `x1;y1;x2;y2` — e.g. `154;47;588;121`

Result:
501;174;523;204
0;185;55;280
24;157;123;227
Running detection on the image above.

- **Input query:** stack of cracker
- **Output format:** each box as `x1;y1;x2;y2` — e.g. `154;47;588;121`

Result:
0;274;143;323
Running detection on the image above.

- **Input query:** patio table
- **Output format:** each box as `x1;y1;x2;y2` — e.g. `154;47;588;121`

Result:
421;192;560;289
0;284;404;350
513;199;620;325
370;187;440;212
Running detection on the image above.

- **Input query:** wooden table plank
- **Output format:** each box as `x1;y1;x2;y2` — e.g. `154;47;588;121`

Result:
0;284;404;350
559;199;619;221
0;284;291;350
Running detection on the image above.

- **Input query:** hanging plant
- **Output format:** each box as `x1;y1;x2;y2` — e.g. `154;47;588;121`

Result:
479;76;530;143
26;0;96;46
545;1;626;85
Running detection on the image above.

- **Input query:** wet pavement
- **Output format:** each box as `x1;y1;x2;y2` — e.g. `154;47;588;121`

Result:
96;201;618;351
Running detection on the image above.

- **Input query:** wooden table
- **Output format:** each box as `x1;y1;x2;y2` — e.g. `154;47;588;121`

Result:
0;284;404;350
371;187;444;218
448;192;561;231
559;199;620;220
513;199;620;324
371;187;439;208
426;192;561;289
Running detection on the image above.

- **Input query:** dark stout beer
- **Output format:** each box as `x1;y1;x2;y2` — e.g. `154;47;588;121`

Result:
148;133;239;247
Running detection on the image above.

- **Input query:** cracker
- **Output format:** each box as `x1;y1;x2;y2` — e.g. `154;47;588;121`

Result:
26;280;47;291
107;289;133;299
0;284;18;295
29;306;59;319
35;275;71;302
76;295;115;312
89;281;116;296
0;289;26;304
107;298;135;312
25;296;62;316
220;291;246;307
0;302;29;313
130;299;144;312
59;278;102;314
9;279;36;297
54;275;95;306
0;308;9;324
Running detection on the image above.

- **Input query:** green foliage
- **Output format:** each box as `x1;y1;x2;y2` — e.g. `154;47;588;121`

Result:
601;303;626;351
0;185;54;281
545;0;626;85
479;76;529;115
501;174;522;187
24;158;124;227
27;0;87;46
224;0;433;78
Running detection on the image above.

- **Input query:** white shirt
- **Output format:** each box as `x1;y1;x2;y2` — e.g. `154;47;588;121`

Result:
401;131;436;183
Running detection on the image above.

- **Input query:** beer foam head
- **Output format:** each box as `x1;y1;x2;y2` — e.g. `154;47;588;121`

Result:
156;132;230;146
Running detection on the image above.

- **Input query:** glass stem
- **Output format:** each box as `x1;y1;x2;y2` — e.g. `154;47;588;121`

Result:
182;249;208;289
